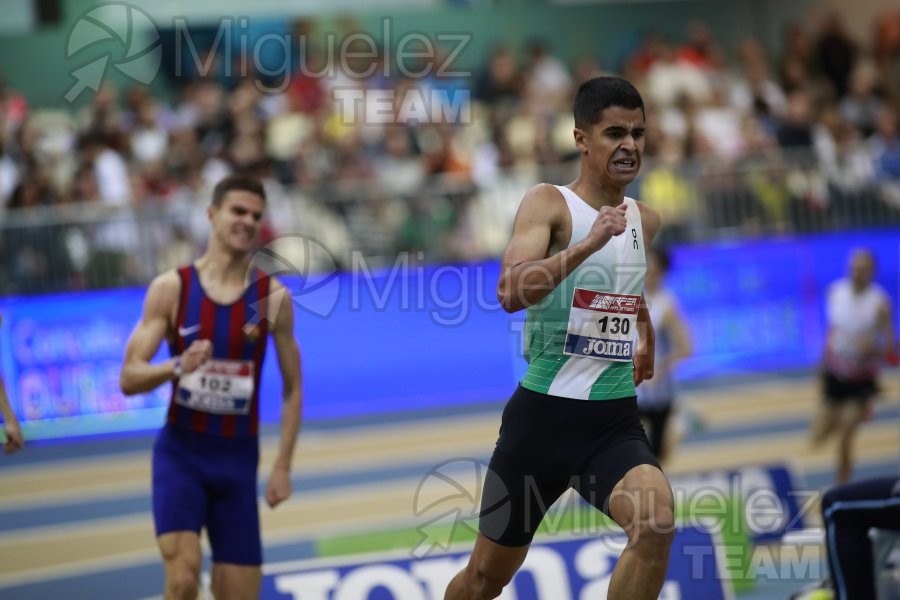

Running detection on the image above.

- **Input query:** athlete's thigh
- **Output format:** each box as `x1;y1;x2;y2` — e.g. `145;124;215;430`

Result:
211;562;262;600
574;426;661;519
152;427;207;536
206;488;262;568
206;453;262;567
480;386;571;546
480;448;570;547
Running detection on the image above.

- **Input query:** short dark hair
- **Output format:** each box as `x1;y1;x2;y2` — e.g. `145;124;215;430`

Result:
211;174;266;207
574;76;645;130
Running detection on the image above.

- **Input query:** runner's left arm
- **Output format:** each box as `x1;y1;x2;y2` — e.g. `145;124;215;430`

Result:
266;279;302;508
635;202;662;385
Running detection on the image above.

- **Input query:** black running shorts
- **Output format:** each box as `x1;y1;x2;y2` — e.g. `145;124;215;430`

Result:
479;385;660;547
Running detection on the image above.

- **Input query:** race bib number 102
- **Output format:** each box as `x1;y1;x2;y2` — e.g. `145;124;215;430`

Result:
563;289;641;362
176;359;255;414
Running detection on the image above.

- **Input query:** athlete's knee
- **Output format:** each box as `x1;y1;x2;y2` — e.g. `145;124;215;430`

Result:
160;545;201;599
629;499;676;557
167;564;200;600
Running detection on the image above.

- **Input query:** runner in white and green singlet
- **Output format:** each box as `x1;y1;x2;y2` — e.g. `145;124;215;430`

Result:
519;186;646;400
447;76;675;600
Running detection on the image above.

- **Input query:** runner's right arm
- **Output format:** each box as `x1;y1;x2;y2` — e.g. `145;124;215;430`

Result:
497;184;627;313
120;271;211;395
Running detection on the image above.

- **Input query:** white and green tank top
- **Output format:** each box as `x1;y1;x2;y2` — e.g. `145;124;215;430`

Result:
520;185;646;400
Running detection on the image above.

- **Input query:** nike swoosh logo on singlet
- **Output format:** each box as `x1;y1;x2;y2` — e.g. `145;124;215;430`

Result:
178;324;201;337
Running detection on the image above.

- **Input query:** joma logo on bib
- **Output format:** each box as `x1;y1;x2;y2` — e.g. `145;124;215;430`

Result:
583;338;632;358
565;288;640;362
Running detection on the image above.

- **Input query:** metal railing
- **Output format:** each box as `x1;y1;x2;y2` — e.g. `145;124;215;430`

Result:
2;151;899;296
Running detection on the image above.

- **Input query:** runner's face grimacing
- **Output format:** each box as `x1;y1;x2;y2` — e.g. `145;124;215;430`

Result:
209;191;265;254
575;106;646;187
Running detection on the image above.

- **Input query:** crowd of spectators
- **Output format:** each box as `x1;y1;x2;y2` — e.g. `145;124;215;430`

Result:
2;8;900;294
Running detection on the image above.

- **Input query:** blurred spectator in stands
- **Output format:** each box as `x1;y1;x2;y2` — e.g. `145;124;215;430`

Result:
533;116;563;177
421;125;470;183
78;132;132;205
4;176;70;294
129;99;171;170
188;80;230;155
815;10;859;99
814;104;883;227
869;108;900;208
79;83;123;142
287;60;326;117
133;159;177;204
839;61;885;138
0;137;18;206
655;92;693;145
776;89;815;149
67;164;100;204
694;85;746;162
375;126;425;198
821;118;876;195
640;136;694;244
731;38;787;124
523;40;572;116
572;55;606;85
77;132;141;288
872;10;900;103
628;31;667;75
475;45;523;108
156;224;195;273
324;129;374;228
743;152;795;232
676;21;722;72
780;54;814;97
779;22;818;93
469;124;532;255
645;41;711;107
700;156;767;233
0;73;28;140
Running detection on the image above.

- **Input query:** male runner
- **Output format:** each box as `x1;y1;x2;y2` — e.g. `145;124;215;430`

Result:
811;248;895;484
446;76;674;600
120;174;302;600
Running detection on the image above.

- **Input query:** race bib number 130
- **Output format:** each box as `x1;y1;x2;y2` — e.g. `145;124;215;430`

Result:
563;289;641;362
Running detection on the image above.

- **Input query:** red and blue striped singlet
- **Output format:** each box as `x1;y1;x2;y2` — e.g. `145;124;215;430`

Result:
167;264;270;437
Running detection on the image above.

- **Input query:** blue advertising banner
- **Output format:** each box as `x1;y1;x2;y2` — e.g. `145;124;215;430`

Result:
261;525;731;599
668;231;899;378
0;230;897;439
